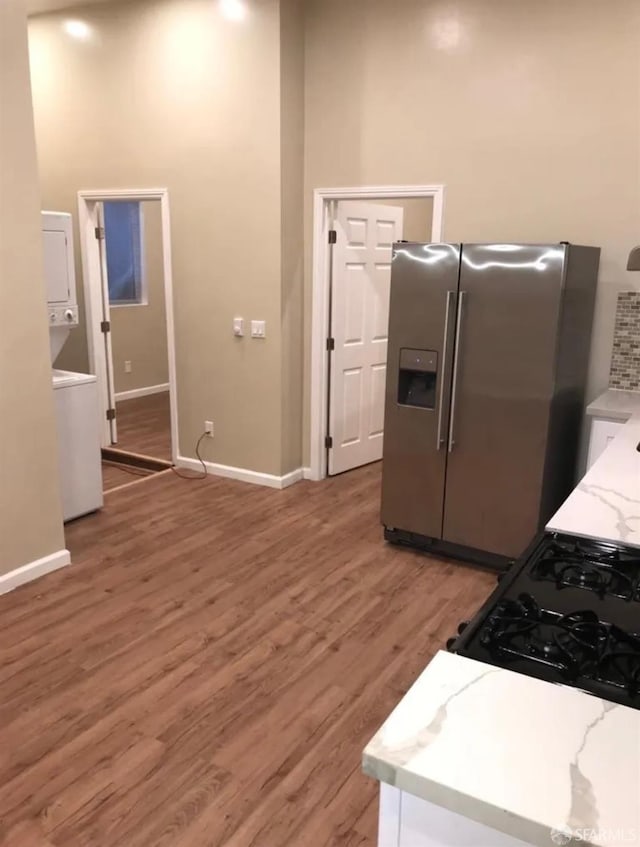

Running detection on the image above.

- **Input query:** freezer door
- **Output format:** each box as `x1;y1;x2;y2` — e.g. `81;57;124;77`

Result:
381;243;461;538
442;244;566;558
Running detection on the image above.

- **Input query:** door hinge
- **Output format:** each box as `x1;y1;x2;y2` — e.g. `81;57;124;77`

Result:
328;229;337;245
94;226;105;240
325;436;333;449
326;337;335;351
106;408;116;421
100;320;110;333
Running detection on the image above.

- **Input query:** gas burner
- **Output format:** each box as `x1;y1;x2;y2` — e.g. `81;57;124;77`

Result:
479;593;640;695
600;647;640;695
448;534;640;710
530;539;640;601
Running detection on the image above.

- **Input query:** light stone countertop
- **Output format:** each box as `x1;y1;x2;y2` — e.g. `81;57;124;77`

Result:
546;393;640;548
586;389;640;422
363;650;640;847
363;389;640;847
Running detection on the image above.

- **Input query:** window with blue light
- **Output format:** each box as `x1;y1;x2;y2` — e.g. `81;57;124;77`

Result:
104;201;145;305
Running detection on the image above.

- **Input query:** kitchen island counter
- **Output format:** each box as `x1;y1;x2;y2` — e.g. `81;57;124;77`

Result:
364;394;640;847
363;650;640;847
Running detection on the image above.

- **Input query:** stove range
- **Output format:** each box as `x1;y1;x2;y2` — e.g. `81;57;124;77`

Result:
448;533;640;709
530;537;640;601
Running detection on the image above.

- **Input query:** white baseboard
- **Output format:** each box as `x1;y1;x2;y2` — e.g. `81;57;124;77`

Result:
302;467;314;480
0;548;71;597
115;383;170;402
281;468;304;488
175;455;304;490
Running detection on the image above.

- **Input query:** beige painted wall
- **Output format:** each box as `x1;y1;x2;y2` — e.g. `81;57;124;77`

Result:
304;0;640;464
110;201;169;395
0;0;64;576
380;198;433;243
280;0;305;474
29;0;287;475
29;0;640;479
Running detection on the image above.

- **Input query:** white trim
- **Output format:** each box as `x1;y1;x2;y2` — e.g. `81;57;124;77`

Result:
114;383;170;402
175;455;304;490
280;469;304;488
78;189;179;464
309;184;446;482
0;549;71;596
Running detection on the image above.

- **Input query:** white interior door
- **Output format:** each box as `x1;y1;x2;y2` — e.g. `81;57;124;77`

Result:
96;203;118;443
328;201;404;475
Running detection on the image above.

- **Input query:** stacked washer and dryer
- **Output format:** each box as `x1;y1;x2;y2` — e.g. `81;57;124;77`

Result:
43;211;103;521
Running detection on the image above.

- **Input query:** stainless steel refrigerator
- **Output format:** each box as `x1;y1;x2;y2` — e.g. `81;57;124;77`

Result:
381;243;600;568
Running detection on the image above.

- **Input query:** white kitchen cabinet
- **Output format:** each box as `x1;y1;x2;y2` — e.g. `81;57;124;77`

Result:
377;785;531;847
586;417;624;471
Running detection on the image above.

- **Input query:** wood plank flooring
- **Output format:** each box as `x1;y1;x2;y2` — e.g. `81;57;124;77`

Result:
101;461;153;492
114;392;171;461
0;464;495;846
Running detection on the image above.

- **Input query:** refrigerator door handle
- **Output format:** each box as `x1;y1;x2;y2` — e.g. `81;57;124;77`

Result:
448;290;466;453
437;290;455;450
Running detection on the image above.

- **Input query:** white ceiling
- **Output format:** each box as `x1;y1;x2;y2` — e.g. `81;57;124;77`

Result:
26;0;126;15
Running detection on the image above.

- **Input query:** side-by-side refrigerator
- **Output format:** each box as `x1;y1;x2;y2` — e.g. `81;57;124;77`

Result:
381;243;600;568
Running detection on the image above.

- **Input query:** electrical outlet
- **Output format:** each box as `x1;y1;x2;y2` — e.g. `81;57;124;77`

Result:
251;320;266;338
124;360;132;373
205;421;214;437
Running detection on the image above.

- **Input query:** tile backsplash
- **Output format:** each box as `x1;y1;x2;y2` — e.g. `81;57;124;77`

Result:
609;291;640;390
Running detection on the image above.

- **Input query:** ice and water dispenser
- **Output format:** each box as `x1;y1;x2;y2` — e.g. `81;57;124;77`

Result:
397;348;438;409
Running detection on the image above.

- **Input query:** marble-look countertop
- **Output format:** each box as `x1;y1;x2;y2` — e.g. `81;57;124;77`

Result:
363;650;640;847
586;389;640;422
546;395;640;548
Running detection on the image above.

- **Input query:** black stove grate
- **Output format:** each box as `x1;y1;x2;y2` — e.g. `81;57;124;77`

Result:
480;593;640;696
529;538;640;601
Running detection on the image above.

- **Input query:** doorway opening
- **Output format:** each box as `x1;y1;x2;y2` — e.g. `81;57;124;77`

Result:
78;189;178;489
309;185;446;482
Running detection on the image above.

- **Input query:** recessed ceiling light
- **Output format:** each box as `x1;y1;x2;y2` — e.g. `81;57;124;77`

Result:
63;19;92;40
219;0;248;22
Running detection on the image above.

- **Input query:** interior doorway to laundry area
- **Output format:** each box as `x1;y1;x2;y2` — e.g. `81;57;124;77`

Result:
309;186;445;481
78;189;178;491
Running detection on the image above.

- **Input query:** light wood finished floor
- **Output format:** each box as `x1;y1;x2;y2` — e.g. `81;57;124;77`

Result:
114;392;171;461
0;464;495;846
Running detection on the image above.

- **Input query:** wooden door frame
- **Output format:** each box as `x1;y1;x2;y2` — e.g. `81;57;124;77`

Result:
77;188;179;464
309;184;446;482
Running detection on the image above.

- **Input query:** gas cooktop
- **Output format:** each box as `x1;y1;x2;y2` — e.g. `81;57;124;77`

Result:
530;536;640;601
448;533;640;709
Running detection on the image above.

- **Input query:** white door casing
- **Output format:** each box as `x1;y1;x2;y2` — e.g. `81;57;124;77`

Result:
309;185;446;482
328;201;403;475
77;188;179;464
96;203;118;443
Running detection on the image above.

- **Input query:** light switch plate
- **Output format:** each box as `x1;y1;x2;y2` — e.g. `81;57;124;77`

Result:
251;320;266;339
233;317;244;337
